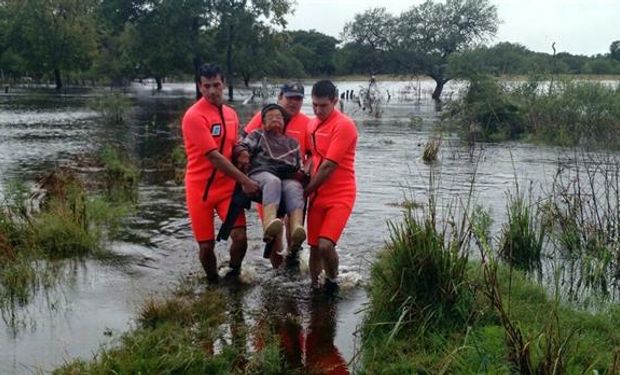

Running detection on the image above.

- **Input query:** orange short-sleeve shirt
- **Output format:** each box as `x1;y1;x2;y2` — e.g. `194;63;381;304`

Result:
182;98;239;199
308;109;357;206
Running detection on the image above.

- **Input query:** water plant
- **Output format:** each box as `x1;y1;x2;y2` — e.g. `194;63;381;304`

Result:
499;184;547;272
0;163;136;320
54;280;287;375
88;92;132;124
100;145;139;203
448;75;620;149
422;137;442;164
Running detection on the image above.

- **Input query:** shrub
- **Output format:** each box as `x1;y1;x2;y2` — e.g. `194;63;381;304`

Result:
499;187;546;271
368;203;473;336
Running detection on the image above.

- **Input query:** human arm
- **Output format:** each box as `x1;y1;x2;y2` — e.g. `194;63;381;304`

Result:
304;160;337;196
207;150;259;195
304;120;357;196
233;131;260;173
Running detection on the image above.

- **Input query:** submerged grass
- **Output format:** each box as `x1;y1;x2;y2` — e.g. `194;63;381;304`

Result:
499;184;547;272
100;145;139;203
88;92;132;124
0;151;138;318
55;281;287;375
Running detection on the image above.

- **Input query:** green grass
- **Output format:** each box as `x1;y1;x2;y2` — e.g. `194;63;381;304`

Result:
499;188;546;271
447;75;620;149
361;260;620;373
0;160;137;317
360;198;620;373
87;92;132;124
100;145;139;203
54;282;287;375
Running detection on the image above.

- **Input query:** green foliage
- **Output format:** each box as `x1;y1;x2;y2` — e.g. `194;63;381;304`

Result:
2;0;99;89
343;1;499;99
368;204;473;337
447;75;524;141
448;76;620;148
55;287;287;375
362;256;620;373
88;92;132;123
499;187;546;271
611;40;620;61
100;145;139;203
286;30;339;76
422;137;441;163
0;163;136;316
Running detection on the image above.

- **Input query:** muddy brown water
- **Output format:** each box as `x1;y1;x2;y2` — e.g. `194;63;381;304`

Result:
0;80;604;373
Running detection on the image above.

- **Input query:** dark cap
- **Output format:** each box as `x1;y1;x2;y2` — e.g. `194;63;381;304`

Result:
261;103;288;121
280;81;305;98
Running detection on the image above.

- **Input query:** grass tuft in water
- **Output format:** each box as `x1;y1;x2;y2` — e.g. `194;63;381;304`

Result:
499;185;546;271
100;145;139;203
422;137;442;164
88;92;132;124
366;176;475;351
55;280;287;375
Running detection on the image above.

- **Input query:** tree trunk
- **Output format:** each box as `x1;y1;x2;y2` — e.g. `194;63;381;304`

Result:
194;56;202;100
243;73;250;87
54;68;62;91
226;24;234;102
431;78;447;101
192;16;202;100
155;76;163;91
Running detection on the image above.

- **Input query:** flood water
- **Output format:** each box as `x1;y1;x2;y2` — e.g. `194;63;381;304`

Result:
0;79;605;373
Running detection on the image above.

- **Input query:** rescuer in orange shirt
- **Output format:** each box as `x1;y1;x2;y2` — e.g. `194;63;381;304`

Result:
182;63;259;284
239;82;310;268
305;80;358;292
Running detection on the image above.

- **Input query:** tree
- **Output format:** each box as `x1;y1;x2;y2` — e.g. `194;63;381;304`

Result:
208;0;293;101
341;7;396;75
131;0;209;91
286;30;339;76
4;0;99;90
343;1;498;100
611;40;620;61
93;0;149;86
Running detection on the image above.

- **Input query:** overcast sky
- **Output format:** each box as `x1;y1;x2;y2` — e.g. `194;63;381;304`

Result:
285;0;619;56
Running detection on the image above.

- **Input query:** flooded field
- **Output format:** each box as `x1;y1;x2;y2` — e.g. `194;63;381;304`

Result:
0;79;607;373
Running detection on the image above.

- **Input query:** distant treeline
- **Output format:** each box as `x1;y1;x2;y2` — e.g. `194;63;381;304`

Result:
1;1;618;98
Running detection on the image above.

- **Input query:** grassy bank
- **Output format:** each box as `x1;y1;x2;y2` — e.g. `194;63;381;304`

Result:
0;147;138;316
55;279;286;375
359;184;620;373
447;75;620;149
361;259;620;373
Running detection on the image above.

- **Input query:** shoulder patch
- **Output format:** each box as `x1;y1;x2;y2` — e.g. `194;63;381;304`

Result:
211;123;222;136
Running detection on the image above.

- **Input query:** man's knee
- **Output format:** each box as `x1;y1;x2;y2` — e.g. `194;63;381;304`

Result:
317;238;335;254
199;240;215;253
230;227;247;243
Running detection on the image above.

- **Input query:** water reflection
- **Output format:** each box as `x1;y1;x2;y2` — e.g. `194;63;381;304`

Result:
254;286;350;374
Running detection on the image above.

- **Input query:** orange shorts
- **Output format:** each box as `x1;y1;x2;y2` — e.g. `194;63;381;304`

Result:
307;202;352;247
186;186;246;242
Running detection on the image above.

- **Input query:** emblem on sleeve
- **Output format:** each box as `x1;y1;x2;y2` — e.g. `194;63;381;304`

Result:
211;124;222;136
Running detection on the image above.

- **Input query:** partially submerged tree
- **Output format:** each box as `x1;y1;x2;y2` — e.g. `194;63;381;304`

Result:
209;0;293;101
343;0;499;100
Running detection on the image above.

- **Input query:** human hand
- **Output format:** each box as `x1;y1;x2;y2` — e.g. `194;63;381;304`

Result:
241;179;260;197
294;170;310;187
236;151;250;173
